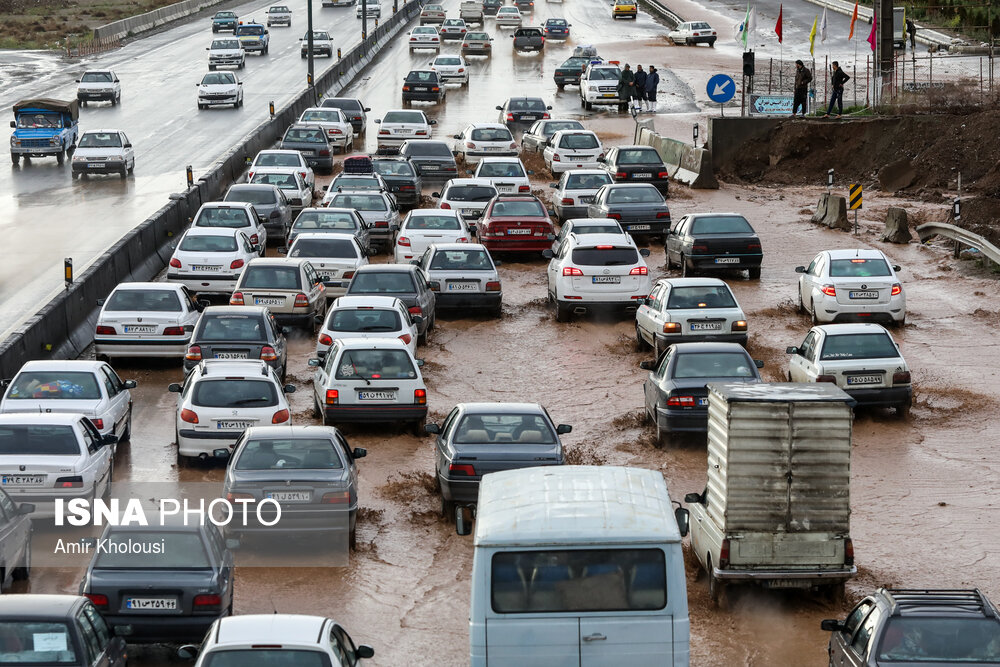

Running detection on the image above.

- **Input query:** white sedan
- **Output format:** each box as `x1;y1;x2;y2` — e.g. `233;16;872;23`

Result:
374;109;437;150
795;248;906;325
249;149;315;191
316;296;419;357
667;21;718;46
287;232;368;298
472;157;531;194
786;323;912;415
166;227;259;295
197;71;242;109
495;6;522;27
71;129;135;179
298;107;354;152
550;169;613;221
95;282;203;360
393;209;470;263
428;55;470;85
249;169;314;211
452;123;517;163
408;26;442;51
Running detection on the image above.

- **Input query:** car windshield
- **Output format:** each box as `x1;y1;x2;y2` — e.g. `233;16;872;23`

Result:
348;272;415;294
406;215;461;230
509;99;546;111
374;161;415;177
212;40;239;49
435;58;462;65
250;173;297;190
16;114;60;129
470;127;512;142
666;285;737;309
216;11;236;17
565;173;612;189
571;247;639;266
0;622;78;664
191;379;278;407
330;308;401;332
236;25;263;35
106;289;182;312
490;200;544;217
255;153;300;168
819;333;899;360
478;163;525;178
690;216;755;235
78;132;122;148
235;438;343;470
429;249;493;270
301;110;341;123
81;71;113;82
560;57;588;68
404;142;452;157
589;68;621;80
294;211;359;230
283;128;324;143
0;425;81;456
7;372;101;400
829;257;892;277
331;176;380;190
198;315;265;341
617;149;662;165
302;31;329;39
453;414;556;444
876;617;1000;662
607;187;663;204
226;187;277;205
241;266;302;289
444;185;497;202
559;133;599;150
289;238;358;259
673;352;756;379
383;111;426;124
201;73;236;85
196;207;250;228
321;99;362;111
94;531;211;568
334;349;416;379
330;194;387;211
180;232;240;252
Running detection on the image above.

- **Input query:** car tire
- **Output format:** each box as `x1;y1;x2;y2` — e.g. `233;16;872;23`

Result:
127;159;134;174
349;524;357;550
635;324;647;350
418;325;429;345
557;83;564;90
748;267;761;280
411;417;426;437
652;337;661;362
709;38;716;47
665;250;674;270
798;292;805;314
492;303;503;318
121;407;132;442
12;540;30;581
119;166;127;178
56;148;65;165
896;403;910;419
554;301;571;322
685;38;693;46
102;462;113;502
655;421;668;448
680;254;689;277
584;100;593;111
810;300;820;325
707;555;726;607
11;155;19;166
198;103;206;110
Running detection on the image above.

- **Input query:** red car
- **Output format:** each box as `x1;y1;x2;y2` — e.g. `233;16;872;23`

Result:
477;195;555;253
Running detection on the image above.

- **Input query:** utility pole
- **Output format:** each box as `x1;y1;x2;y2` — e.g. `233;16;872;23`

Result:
879;0;894;96
362;0;368;48
307;0;315;100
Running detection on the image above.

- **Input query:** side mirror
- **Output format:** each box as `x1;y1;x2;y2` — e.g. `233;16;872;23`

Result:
357;646;375;659
252;244;262;253
639;360;656;370
684;492;703;504
546;105;553;110
527;170;535;175
353;447;367;459
177;646;199;660
429;119;437;125
674;507;690;537
428;280;441;291
75;78;81;82
206;47;211;50
547;209;555;217
794;265;806;273
364;107;371;111
469;227;477;236
452;134;461;139
556;424;572;434
16;503;35;515
820;620;845;632
283;384;296;393
597;156;606;162
640;248;651;257
541;249;554;259
198;298;211;310
549;183;558;189
754;359;765;368
102;434;119;447
409;259;421;266
308;358;321;367
431;192;441;198
8;121;15;129
456;505;472;536
124;143;132;149
375;119;382;124
411;315;424;324
495;105;503;110
213;448;230;460
167;383;183;393
425;423;440;434
785;346;799;355
892;264;901;272
96;298;106;306
389;224;400;232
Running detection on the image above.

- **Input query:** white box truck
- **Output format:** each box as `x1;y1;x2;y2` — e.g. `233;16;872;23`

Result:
684;382;857;605
467;465;691;667
893;6;906;49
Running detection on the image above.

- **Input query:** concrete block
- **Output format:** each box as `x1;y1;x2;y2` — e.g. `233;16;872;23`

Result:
881;207;913;243
812;193;851;230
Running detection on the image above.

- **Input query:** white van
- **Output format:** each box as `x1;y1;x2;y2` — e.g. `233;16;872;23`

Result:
467;466;691;667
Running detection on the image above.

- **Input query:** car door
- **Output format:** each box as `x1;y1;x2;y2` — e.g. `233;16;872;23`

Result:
635;282;662;342
788;330;819;382
80;419;112;494
643;346;669;416
99;365;130;438
303;262;324;313
416;269;435;320
179;287;202;331
800;253;822;309
546;241;565;293
119;132;133;167
665;217;687;263
434;407;460;482
828;599;875;667
266;310;287;369
842;606;883;667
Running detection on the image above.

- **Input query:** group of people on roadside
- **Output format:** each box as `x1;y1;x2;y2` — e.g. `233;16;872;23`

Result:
792;59;851;119
617;64;661;113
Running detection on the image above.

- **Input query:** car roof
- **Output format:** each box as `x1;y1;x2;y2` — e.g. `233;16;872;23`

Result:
0;413;87;426
333;295;401;309
242;425;340;439
201;305;268;317
466;123;508;130
564;217;622;226
110;282;185;292
813;323;891;336
552;129;598;136
197;359;272;376
81;129;124;135
409;208;460;216
443;178;496;189
562;171;609;179
406;69;438;75
214;614;328;646
667;341;752;354
302;107;339;113
291;232;359;243
879;589;1000;618
184;226;241;238
201;201;254;210
0;595;83;618
244;258;305;268
431;242;488;252
687;212;745;219
354;263;418;274
255;149;302;157
336;338;409;350
475;466;681;546
458;402;544;415
824;248;888;259
478;157;524;164
19;360;105;372
568;233;636;247
655;277;729;287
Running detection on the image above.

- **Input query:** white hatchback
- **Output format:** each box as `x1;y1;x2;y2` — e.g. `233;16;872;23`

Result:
542;130;604;173
170;360;294;462
287;232;368;297
207;37;246;70
249;168;314;211
96;282;203;360
408;26;442;51
495;6;522;26
393;209;470;263
191;201;267;249
550;169;614;221
429;54;470;85
453;123;517;164
550;217;625;254
76;69;121;105
167;227;259;296
472;157;532;194
375;109;437;149
298;107;354;152
434;178;498;222
796;248;906;325
249;149;315;191
317;296;419;357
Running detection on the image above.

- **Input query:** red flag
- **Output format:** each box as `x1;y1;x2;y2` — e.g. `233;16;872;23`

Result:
848;0;859;39
775;4;783;43
867;10;877;51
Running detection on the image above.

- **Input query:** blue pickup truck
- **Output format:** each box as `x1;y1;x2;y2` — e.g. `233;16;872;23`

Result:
9;98;80;166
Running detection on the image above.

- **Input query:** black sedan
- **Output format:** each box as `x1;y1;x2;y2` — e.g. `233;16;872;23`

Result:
79;522;234;644
427;402;569;521
223;183;292;242
402;69;446;104
400;140;458;180
553;56;590;88
496;97;552;125
520;118;585;152
184;306;288;379
598;145;670;195
0;595;127;666
640;342;763;445
587;183;671;238
373;156;423;207
665;213;763;279
278;124;333;173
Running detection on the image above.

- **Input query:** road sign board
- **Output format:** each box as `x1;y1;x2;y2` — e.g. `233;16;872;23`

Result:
849;184;862;210
706;74;736;104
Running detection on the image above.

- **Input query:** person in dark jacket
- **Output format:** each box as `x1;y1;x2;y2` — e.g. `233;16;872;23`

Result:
617;64;636;113
644;65;660;112
906;17;916;50
824;61;850;118
792;60;812;117
633;65;647;112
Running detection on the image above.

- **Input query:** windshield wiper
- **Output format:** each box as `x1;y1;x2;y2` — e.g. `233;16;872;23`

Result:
230;398;270;406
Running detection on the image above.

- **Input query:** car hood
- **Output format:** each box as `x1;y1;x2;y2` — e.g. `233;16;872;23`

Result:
12;128;61;138
78;82;115;90
200;84;238;92
74;146;125;158
210;48;243;55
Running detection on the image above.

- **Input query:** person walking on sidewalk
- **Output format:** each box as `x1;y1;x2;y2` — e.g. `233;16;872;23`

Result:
617;64;636;113
792;60;812;117
824;61;850;118
633;65;647;113
644;65;660;112
906;17;916;50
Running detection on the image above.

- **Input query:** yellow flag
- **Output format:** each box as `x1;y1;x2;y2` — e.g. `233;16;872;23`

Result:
809;15;818;55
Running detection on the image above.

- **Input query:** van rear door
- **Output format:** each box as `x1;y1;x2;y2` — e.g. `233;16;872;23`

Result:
580;616;673;666
485;618;579;666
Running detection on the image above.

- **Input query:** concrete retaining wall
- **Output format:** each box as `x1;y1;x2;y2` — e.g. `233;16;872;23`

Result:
0;0;425;379
95;0;227;40
637;127;718;189
707;117;782;174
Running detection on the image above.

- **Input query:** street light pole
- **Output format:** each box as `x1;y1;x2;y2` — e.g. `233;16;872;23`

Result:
362;0;368;47
307;0;315;100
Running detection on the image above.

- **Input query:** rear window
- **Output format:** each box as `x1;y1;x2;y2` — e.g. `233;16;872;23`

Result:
672;352;756;378
444;185;497;202
565;172;612;189
491;549;666;613
240;266;302;290
665;285;737;309
405;71;438;83
329;194;387;211
558;133;600;150
489;200;544;217
106;289;182;312
95;531;210;568
235;438;343;470
569;223;621;235
289;238;358;259
478;162;525;178
819;333;899;360
321;98;362;111
571;247;639;266
690;216;754;235
196;207;251;228
283;128;324;143
466;32;489;40
7;372;101;400
435;57;462;65
692;21;712;29
516;29;542;36
301;109;342;123
225;187;277;205
373;161;415;177
406;215;461;230
617;148;662;165
236;25;263;35
250;173;297;189
454;413;555;444
255;153;300;168
0;622;78;664
876;618;1000;662
540;121;584;136
404;142;453;157
293;211;358;231
829;258;891;277
198;315;265;342
348;272;415;294
0;425;81;456
607;187;663;204
331;176;381;190
191;379;278;408
509;99;546;111
383;111;426;124
330;308;402;332
334;349;416;379
202;650;332;667
470;127;512;142
429;249;493;270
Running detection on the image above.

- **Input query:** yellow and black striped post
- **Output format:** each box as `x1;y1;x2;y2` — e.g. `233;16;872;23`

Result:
849;184;862;235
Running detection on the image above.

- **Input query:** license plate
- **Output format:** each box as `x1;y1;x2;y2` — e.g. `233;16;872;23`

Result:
714;257;740;264
254;297;284;306
486;146;504;151
214;352;248;359
849;290;878;299
520;115;536;121
422;164;439;170
216;420;253;429
125;598;177;610
123;325;156;333
448;282;478;291
697;398;709;406
1;475;44;486
496;185;514;193
358;391;396;401
266;491;311;502
602;93;616;98
846;375;882;385
87;163;105;168
397;129;415;134
768;580;807;589
579;196;594;203
633;172;652;178
690;322;723;331
592;276;621;284
627;225;651;231
192;265;222;272
507;228;531;235
414;86;429;92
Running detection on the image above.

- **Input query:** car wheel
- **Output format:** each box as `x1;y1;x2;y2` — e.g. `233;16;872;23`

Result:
896;403;911;419
554;301;571;322
685;38;693;46
665;250;674;269
119;166;127;178
810;300;820;325
12;540;30;581
680;254;689;277
557;83;564;90
635;323;647;350
708;555;726;607
584;100;593;110
349;524;357;550
101;462;113;502
418;324;429;345
491;303;503;318
312;395;322;419
748;267;761;280
198;103;206;110
127;159;134;174
411;417;426;437
787;371;793;382
121;407;132;442
110;94;118;106
652;337;661;362
11;154;19;166
656;421;668;448
56;148;65;165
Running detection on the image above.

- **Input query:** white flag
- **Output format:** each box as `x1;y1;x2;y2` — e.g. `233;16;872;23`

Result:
747;6;757;45
820;6;828;42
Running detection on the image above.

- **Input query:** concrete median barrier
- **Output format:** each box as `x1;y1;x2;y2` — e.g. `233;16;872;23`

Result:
95;0;228;40
637;128;718;189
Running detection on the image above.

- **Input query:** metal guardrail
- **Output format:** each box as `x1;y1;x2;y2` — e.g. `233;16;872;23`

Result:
640;0;683;28
916;222;1000;264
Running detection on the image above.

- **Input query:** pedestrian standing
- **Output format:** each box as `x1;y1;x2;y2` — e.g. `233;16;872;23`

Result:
617;63;636;113
634;65;647;113
906;17;916;50
644;65;660;112
824;61;850;118
792;59;812;117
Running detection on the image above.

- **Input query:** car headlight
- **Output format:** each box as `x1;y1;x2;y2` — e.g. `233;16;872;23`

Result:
49;137;60;146
588;86;598;92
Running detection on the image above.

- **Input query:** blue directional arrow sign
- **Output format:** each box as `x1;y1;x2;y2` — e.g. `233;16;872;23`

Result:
706;74;736;104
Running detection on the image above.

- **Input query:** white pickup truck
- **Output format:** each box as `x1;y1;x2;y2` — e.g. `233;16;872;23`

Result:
459;0;484;24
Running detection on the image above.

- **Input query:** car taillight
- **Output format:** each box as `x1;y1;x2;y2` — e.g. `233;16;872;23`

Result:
563;267;583;276
657;171;669;178
817;374;837;383
230;292;245;305
85;594;108;608
440;202;451;209
326;389;339;405
169;258;182;268
180;408;199;424
226;492;253;503
402;85;410;91
542;113;550;119
731;320;747;331
193;595;222;608
656;212;671;219
630;266;647;275
821;285;837;297
399;333;412;345
185;345;202;361
747;242;761;250
96;325;116;335
607;213;621;220
319;149;331;156
409;306;422;315
410;37;417;41
844;538;854;566
248;171;255;180
294;293;309;308
449;463;476;476
666;395;695;406
414;388;427;405
465;141;476;149
374;221;389;228
616;171;627;178
230;259;245;270
415;130;428;136
891;283;902;296
486;281;501;291
719;538;730;568
560;198;574;205
271;408;290;424
692;244;709;252
318;335;334;348
552;153;561;161
397;236;411;247
163;326;185;336
518;185;530;192
506;113;514;121
509;142;517;149
662;322;681;333
321;491;350;504
379;130;390;135
893;371;911;384
260;345;277;361
400;185;415;191
330;129;343;135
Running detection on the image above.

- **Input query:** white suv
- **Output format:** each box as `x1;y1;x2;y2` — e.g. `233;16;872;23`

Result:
434;178;498;222
796;248;906;325
580;62;624;109
169;360;295;462
544;232;651;321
